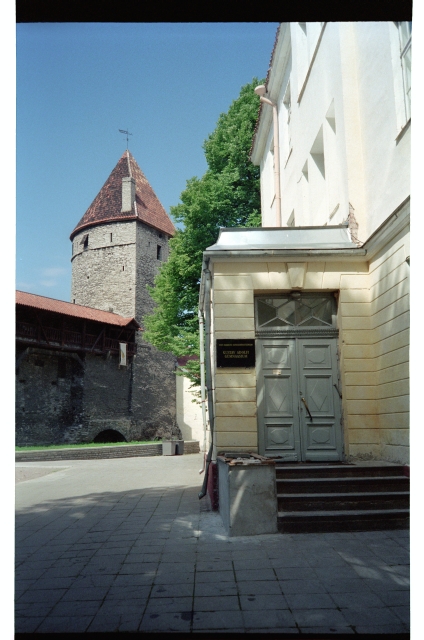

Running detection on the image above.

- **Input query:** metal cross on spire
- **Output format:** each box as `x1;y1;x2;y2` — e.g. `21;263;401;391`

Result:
119;129;133;150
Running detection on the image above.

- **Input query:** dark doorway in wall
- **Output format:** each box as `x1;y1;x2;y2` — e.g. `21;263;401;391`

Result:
93;429;127;443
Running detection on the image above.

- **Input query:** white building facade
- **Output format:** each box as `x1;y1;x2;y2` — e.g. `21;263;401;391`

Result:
200;22;410;467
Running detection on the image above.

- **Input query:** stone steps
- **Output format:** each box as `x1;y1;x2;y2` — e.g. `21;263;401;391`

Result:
277;491;410;511
277;476;409;494
276;463;407;479
276;462;409;533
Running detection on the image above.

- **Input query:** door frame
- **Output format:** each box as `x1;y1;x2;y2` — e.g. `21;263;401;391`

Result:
256;336;343;461
255;293;343;462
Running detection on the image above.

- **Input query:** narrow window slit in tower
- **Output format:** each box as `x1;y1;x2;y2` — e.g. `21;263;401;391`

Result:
157;245;162;260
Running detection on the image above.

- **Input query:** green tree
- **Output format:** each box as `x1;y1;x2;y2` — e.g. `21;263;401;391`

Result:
143;78;263;387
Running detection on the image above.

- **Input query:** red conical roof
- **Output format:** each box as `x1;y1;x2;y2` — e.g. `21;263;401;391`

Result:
70;151;176;239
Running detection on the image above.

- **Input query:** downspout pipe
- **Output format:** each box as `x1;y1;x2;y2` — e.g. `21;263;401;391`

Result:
254;86;281;227
198;307;207;472
198;258;215;500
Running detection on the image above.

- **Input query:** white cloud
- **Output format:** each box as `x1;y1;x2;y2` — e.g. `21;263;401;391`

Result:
40;267;67;277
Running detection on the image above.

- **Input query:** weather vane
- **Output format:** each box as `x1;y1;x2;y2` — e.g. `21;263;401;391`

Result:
119;129;133;150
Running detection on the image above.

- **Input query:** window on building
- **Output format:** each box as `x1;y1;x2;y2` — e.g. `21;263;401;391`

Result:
157;245;162;260
309;126;327;222
283;82;292;163
310;127;325;178
256;294;337;335
295;22;326;101
110;233;113;242
397;21;412;121
297;23;309;93
80;234;89;250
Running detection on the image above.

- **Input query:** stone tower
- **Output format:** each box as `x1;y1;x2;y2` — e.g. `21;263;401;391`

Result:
70;150;178;440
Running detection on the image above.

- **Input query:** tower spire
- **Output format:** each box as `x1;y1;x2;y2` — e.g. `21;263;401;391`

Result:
119;129;132;150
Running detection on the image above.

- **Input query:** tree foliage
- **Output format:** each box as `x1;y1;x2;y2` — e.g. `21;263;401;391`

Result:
143;79;263;387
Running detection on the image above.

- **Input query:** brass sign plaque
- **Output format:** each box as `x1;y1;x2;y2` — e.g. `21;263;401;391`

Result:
216;339;255;368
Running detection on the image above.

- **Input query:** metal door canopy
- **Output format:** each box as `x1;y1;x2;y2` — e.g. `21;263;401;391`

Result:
205;226;356;251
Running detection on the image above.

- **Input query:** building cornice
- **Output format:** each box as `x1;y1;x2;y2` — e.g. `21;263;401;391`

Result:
204;249;367;262
362;197;410;261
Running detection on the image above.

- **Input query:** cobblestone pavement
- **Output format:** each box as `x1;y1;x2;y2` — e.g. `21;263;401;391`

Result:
15;454;410;634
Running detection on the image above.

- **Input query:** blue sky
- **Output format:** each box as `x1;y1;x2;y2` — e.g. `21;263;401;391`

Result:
16;22;278;302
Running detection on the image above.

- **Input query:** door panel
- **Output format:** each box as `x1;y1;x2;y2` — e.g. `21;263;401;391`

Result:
301;343;332;368
298;339;342;461
264;375;292;414
304;375;334;414
257;340;301;461
265;422;298;453
257;337;342;461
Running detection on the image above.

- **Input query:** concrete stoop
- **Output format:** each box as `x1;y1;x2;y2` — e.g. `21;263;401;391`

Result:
276;462;410;533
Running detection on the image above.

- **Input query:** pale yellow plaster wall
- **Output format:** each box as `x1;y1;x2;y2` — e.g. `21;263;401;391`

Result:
176;376;205;447
209;240;409;464
211;271;256;453
368;226;410;464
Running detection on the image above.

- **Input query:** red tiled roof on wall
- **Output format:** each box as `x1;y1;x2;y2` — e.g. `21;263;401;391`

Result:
16;291;141;328
70;151;176;240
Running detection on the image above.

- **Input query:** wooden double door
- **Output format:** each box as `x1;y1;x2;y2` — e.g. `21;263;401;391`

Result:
256;337;343;462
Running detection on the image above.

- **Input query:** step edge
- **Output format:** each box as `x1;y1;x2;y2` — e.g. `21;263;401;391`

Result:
278;508;410;518
277;491;410;500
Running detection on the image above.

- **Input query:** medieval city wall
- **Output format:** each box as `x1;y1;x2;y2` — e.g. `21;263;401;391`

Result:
130;221;177;438
70;219;177;439
16;347;84;446
15;346;143;446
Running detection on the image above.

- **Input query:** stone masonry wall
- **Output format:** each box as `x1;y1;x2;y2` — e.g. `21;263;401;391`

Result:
135;221;170;319
132;221;176;439
15;441;201;462
80;350;136;442
15;344;178;446
16;347;84;446
70;218;177;440
71;222;137;316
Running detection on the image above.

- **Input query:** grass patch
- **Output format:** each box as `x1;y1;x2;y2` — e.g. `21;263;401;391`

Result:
16;440;161;451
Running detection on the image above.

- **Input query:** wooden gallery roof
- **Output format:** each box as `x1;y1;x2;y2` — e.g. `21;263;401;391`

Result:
16;291;140;356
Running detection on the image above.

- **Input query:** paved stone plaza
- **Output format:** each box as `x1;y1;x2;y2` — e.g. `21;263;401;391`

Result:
15;454;410;634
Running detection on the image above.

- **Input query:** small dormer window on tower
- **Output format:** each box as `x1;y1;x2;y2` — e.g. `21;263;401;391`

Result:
80;234;89;250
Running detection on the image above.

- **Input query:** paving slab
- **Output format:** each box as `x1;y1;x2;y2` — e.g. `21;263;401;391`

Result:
15;453;410;634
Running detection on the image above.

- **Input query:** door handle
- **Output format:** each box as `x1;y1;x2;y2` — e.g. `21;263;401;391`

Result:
333;383;342;399
301;397;313;421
